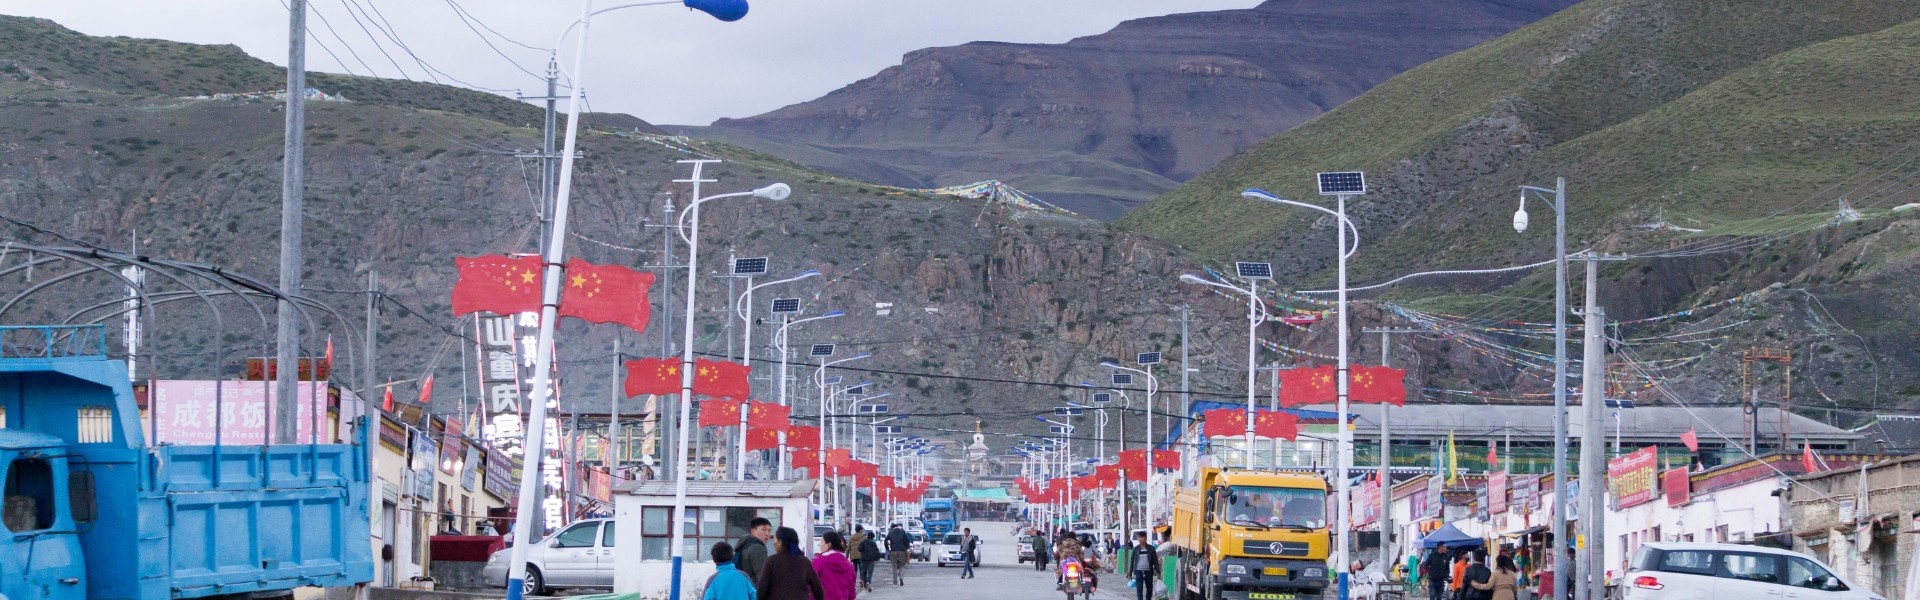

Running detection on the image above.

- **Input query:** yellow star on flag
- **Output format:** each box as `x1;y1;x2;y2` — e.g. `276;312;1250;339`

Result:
570;274;586;287
520;270;537;284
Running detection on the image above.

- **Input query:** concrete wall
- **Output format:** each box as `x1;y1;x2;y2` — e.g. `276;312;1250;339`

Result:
1788;456;1920;600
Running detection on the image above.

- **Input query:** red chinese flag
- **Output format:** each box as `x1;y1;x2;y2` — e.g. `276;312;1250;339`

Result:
1073;475;1096;492
1094;465;1120;489
698;399;743;428
853;460;879;481
1279;365;1339;406
787;425;821;450
1203;408;1249;438
382;382;394;412
558;259;656;333
417;374;435;407
1680;428;1699;453
826;449;853;469
878;475;895;490
1349;365;1408;405
1803;442;1818;472
693;358;751;400
1117;449;1147;472
324;337;334;371
1152;449;1181;470
745;427;781;451
747;401;791;429
624;358;683;396
1487;443;1499;468
452;255;544;316
1254;409;1300;440
792;449;819;469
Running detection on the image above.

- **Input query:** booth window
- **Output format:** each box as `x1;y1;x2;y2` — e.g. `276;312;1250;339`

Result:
639;506;781;562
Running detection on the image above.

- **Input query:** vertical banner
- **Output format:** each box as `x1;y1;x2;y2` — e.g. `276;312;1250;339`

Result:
1488;471;1508;515
410;427;438;499
1608;446;1659;509
439;417;465;474
1409;487;1428;522
1425;474;1444;519
1664;467;1691;508
1355;477;1380;526
1514;474;1540;515
477;314;527;451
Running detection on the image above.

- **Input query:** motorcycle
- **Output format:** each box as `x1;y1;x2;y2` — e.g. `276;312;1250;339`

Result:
1059;557;1094;600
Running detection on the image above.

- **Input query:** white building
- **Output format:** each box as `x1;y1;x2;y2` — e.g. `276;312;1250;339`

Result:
613;479;815;599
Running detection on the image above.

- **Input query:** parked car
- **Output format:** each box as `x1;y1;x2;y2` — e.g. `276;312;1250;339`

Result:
910;531;930;561
1624;542;1884;600
935;533;983;567
483;518;616;596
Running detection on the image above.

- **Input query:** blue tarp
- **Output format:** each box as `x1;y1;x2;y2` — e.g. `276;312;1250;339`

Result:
1419;523;1484;549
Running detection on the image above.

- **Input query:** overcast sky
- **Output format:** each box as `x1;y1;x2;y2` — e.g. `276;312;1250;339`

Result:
7;1;1260;125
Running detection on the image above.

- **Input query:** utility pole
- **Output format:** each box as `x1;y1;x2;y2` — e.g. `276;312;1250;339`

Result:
518;58;563;252
363;271;379;420
1577;255;1613;600
1176;305;1192;479
1364;327;1421;573
275;0;307;444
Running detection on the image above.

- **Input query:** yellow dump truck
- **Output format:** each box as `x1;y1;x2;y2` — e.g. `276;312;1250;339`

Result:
1169;467;1330;600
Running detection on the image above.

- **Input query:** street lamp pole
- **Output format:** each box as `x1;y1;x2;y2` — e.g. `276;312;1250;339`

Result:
1516;177;1570;600
1104;362;1158;533
1178;273;1271;469
773;310;840;478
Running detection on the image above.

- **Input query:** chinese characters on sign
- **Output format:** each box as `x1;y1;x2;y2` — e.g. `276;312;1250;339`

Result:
1608;445;1659;509
1664;467;1691;508
151;381;327;445
475;315;526;449
1488;471;1508;515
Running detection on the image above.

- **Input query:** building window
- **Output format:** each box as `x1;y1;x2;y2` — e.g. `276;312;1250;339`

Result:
3;457;56;532
639;506;781;562
77;405;113;443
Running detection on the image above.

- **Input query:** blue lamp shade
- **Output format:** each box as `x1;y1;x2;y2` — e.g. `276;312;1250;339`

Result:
684;0;749;21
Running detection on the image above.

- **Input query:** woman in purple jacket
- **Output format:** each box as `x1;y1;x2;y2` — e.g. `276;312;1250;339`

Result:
813;531;858;600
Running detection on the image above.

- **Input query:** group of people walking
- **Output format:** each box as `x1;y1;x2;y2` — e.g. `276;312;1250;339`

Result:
1418;543;1526;600
1028;527;1164;600
704;520;940;600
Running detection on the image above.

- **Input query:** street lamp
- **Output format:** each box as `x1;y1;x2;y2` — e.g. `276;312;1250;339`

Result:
1242;178;1362;600
1102;359;1158;535
1179;272;1272;469
815;352;871;512
506;2;753;600
1515;177;1571;600
736;269;819;365
772;308;842;477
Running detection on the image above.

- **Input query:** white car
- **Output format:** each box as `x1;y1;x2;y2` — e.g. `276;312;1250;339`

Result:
935;533;982;567
1624;542;1884;600
482;518;615;596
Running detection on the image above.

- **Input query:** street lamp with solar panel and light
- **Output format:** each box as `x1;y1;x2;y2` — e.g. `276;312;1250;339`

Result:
1179;268;1273;470
769;308;841;477
1101;358;1159;534
1239;173;1366;600
813;351;871;511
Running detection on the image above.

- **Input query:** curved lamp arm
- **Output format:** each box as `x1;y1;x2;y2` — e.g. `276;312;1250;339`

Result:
1242;189;1359;259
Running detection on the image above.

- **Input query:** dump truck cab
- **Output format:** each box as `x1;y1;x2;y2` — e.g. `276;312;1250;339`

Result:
1171;467;1331;600
2;430;89;600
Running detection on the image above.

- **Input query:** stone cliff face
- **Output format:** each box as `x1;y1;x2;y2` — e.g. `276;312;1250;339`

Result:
694;0;1580;218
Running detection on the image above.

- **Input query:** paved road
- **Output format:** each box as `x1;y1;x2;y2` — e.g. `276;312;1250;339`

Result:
859;521;1148;600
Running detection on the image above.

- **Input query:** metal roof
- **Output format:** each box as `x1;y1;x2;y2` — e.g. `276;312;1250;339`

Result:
617;479;813;499
1296;404;1859;442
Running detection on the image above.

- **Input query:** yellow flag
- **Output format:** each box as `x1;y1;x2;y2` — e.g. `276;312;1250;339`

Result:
1446;430;1459;485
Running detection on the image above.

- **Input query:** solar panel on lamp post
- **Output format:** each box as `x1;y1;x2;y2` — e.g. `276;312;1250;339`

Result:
1179;272;1272;470
734;268;817;368
1242;174;1364;600
771;309;841;478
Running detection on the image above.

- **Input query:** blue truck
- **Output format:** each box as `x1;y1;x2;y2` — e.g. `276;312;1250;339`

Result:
921;497;956;537
0;325;373;600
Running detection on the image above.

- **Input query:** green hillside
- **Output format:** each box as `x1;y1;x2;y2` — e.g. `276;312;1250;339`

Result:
1122;0;1920;265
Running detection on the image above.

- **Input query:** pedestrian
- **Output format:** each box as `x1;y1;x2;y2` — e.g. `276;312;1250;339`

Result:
1129;531;1160;600
847;526;867;568
857;528;882;592
958;527;980;579
756;527;824;600
736;517;774;581
1463;550;1492;600
705;542;758;600
885;523;912;586
813;531;857;600
1473;554;1520;600
1422;543;1451;600
1449;552;1468;600
1032;529;1050;572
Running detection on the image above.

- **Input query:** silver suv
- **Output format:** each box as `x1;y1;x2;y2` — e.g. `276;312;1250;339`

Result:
482;518;615;596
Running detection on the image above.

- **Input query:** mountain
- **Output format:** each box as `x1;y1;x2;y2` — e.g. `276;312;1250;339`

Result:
0;15;1270;449
684;0;1581;219
1122;0;1920;414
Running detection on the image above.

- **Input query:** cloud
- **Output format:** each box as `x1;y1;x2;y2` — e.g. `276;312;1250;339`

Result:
7;0;1260;124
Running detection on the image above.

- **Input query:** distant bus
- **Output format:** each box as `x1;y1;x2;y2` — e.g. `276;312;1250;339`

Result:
922;497;957;537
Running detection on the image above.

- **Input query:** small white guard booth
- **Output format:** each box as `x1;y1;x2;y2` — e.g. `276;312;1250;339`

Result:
613;479;815;599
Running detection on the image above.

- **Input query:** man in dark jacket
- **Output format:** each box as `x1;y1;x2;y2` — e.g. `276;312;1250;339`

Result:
1031;529;1051;571
1130;531;1160;600
856;527;883;592
1424;543;1452;600
1462;549;1492;600
885;524;912;585
734;517;773;580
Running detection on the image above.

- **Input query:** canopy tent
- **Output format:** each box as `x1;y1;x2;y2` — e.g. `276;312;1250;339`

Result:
1419;523;1484;549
